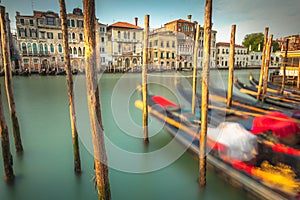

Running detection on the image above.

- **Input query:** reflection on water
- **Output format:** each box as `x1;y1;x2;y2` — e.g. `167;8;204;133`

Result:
0;70;258;200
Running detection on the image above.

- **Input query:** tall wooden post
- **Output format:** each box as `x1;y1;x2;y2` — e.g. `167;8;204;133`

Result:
0;86;14;183
142;15;149;143
226;24;236;108
0;6;23;154
297;59;300;89
192;24;201;114
256;28;269;101
95;21;101;72
280;39;289;94
83;0;111;199
59;0;81;174
199;0;212;187
261;34;273;102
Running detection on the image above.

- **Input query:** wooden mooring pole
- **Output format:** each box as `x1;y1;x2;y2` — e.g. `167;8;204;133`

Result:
280;39;289;94
59;0;81;174
226;24;236;108
256;27;269;101
142;14;149;143
297;59;300;89
262;34;273;102
0;85;14;183
192;24;201;114
83;0;111;199
0;6;23;154
199;0;212;187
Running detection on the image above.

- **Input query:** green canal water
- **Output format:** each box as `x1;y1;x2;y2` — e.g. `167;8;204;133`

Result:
0;69;262;200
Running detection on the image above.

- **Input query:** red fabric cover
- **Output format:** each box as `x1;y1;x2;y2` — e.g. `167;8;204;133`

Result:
232;160;254;175
152;96;178;108
251;112;299;138
272;144;300;156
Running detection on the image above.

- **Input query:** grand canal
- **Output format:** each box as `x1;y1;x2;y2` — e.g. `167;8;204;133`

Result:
0;69;264;200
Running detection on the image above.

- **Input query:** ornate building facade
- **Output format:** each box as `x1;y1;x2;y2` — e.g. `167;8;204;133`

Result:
15;8;103;73
106;20;143;72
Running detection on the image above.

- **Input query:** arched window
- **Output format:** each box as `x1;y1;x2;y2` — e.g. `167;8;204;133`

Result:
33;43;37;54
73;47;77;55
58;44;63;53
22;43;27;54
39;44;44;54
27;43;32;54
72;32;76;40
78;47;82;56
79;33;83;41
69;47;72;54
50;44;54;53
44;44;48;54
68;33;71;40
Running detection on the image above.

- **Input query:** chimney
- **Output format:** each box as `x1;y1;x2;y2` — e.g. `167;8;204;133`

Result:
187;15;192;22
16;11;20;16
134;17;138;26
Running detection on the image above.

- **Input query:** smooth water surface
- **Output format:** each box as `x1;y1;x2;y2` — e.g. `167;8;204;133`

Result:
0;70;260;200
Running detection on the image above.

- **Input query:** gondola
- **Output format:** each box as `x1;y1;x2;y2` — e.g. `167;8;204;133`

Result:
234;78;300;110
135;93;300;200
249;74;300;99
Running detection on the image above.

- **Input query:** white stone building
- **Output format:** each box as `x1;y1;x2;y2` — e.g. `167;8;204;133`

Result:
216;42;248;68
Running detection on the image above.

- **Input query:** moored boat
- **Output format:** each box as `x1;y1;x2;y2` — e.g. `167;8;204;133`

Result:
135;92;300;199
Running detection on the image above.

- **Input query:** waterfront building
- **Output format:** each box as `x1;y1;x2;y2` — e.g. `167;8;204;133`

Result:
216;42;248;68
148;30;177;71
150;15;217;70
98;22;109;70
106;18;143;72
247;51;281;68
15;8;103;73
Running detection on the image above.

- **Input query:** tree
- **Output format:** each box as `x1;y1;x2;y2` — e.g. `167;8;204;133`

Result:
242;32;264;52
272;41;280;52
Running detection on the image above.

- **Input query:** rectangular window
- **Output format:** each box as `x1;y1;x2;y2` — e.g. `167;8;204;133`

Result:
154;40;158;46
172;53;175;59
101;37;104;42
71;20;75;27
160;41;164;48
149;42;152;48
166;52;169;59
172;41;175;48
47;32;53;39
67;20;70;27
29;19;34;25
77;20;83;28
33;59;39;63
20;18;25;25
166;41;169;48
160;52;164;59
46;17;56;25
40;32;45;39
38;19;44;25
52;57;56;62
58;33;62;39
23;58;29;63
61;57;64;62
154;52;158;58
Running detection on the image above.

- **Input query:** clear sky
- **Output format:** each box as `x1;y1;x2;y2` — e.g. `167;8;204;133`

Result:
1;0;300;44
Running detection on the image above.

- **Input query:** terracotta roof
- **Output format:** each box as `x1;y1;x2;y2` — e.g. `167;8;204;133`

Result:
109;22;141;29
217;42;246;48
165;19;195;25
